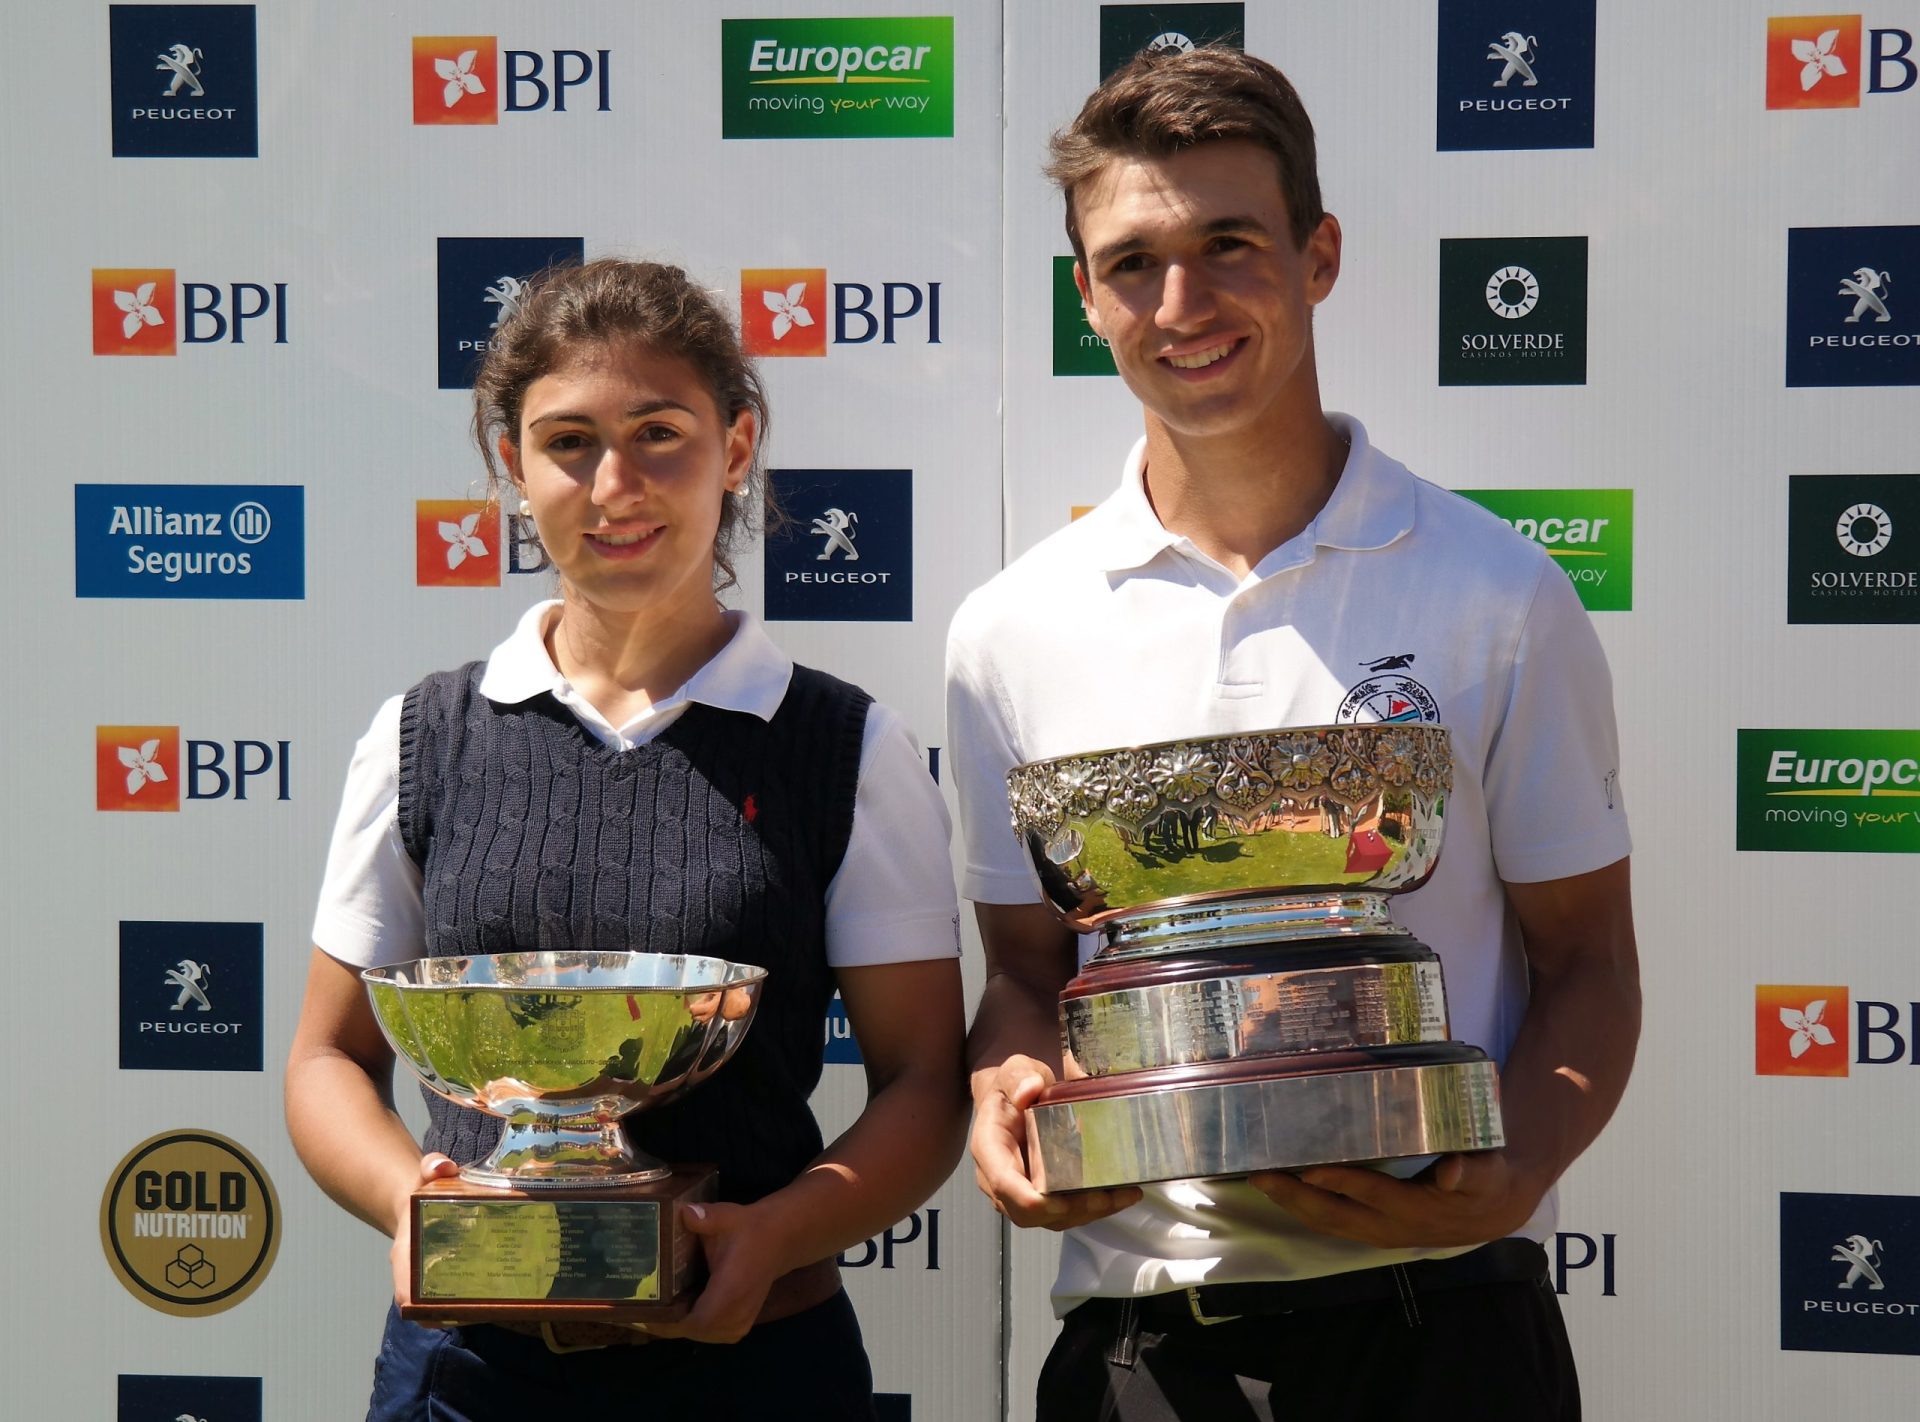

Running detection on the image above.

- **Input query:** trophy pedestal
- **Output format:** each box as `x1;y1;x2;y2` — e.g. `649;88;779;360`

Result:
403;1166;716;1324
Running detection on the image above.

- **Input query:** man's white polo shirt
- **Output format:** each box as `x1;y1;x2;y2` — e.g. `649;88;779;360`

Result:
946;415;1630;1313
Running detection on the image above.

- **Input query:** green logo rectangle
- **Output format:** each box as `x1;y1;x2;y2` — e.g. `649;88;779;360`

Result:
1453;488;1632;611
1053;256;1116;376
721;17;954;138
1737;730;1920;853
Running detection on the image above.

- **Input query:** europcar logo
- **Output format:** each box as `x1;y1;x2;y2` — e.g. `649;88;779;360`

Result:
721;17;954;138
100;1130;280;1317
1786;226;1920;387
1781;1192;1920;1355
120;921;263;1073
109;4;258;157
412;36;611;124
1053;256;1116;376
1437;0;1596;151
118;1374;262;1422
763;470;913;622
1438;237;1588;385
91;268;289;355
1757;984;1853;1076
437;237;585;389
76;484;303;600
1767;15;1917;109
740;268;943;357
1737;730;1920;852
96;726;291;811
1098;4;1245;80
1789;474;1920;622
1455;489;1631;610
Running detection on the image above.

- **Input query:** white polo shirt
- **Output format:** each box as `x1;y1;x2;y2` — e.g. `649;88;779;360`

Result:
314;601;962;971
946;415;1630;1312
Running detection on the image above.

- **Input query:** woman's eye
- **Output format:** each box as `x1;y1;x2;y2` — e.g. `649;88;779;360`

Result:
546;432;590;452
639;424;682;444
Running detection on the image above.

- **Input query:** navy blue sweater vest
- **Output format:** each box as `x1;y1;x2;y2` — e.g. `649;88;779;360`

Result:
396;660;871;1204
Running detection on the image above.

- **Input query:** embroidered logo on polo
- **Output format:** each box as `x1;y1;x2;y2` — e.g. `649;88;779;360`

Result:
1439;237;1588;385
109;5;259;157
763;470;912;622
1788;475;1919;622
120;921;263;1072
1781;1192;1920;1354
1437;1;1595;150
1337;655;1442;725
118;1374;262;1422
1098;5;1245;80
1788;227;1920;386
1766;15;1917;110
1053;256;1116;375
436;237;585;389
100;1130;281;1317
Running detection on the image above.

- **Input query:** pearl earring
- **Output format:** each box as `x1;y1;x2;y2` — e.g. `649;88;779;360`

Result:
518;499;533;518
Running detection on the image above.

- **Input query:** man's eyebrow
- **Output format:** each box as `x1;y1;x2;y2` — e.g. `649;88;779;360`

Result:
1087;216;1273;269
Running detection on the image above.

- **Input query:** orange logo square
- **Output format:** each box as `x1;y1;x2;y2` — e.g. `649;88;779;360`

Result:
1756;984;1850;1076
417;500;501;586
92;269;176;356
97;726;180;811
741;269;827;356
1766;16;1863;109
414;37;498;124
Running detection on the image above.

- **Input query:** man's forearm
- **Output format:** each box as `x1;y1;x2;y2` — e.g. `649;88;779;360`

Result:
966;970;1065;1084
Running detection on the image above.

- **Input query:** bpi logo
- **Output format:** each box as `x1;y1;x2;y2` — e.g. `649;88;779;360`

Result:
437;237;585;389
1437;0;1595;151
91;269;288;355
118;1374;261;1422
1098;5;1246;80
414;500;551;586
1553;1230;1618;1296
1766;16;1917;109
839;1209;941;1270
96;726;291;812
764;470;913;622
109;4;258;157
412;36;611;124
740;269;943;357
1438;237;1588;385
1781;1192;1920;1354
76;484;304;600
1787;226;1920;386
120;921;262;1073
1757;983;1920;1074
1788;474;1920;623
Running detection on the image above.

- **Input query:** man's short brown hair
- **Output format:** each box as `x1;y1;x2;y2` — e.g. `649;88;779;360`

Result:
1046;46;1324;263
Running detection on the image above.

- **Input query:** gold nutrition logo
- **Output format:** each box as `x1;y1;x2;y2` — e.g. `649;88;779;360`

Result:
100;1129;280;1316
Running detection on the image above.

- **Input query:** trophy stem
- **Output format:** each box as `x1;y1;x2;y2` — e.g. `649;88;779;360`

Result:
461;1115;671;1190
1097;891;1402;964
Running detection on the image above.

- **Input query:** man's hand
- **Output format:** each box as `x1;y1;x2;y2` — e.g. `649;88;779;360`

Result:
970;1055;1141;1230
1249;1151;1540;1251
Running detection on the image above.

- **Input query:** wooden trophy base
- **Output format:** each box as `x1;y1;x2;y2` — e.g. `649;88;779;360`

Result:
402;1164;716;1324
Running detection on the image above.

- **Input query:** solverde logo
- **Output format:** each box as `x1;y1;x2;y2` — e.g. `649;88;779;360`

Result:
1454;488;1632;610
1053;256;1115;375
721;17;954;138
1737;730;1920;853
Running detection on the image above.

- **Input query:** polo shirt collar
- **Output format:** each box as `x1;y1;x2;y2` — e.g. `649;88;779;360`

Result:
477;600;792;723
1091;413;1416;574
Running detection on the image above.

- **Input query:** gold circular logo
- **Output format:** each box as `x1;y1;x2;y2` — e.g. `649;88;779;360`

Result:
99;1129;280;1317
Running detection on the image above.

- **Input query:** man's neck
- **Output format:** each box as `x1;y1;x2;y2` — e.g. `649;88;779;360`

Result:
1140;409;1349;580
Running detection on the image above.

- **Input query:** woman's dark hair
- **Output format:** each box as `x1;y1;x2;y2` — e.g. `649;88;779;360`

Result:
471;257;775;591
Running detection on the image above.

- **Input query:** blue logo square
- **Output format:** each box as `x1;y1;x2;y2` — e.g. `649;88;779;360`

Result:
110;5;258;157
1436;0;1594;152
75;484;304;600
1786;226;1920;388
1781;1192;1920;1355
823;991;862;1064
437;238;585;390
764;470;913;622
118;1374;262;1421
119;921;263;1072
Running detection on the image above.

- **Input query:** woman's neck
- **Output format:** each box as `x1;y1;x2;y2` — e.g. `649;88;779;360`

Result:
544;590;734;727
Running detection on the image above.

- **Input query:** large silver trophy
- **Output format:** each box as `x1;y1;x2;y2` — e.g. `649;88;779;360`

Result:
1007;724;1503;1191
362;950;764;1322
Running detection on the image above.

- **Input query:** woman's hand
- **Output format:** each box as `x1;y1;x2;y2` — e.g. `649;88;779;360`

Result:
388;1153;460;1311
642;1201;791;1344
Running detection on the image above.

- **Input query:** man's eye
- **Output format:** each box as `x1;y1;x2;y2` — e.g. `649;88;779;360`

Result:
1110;253;1152;275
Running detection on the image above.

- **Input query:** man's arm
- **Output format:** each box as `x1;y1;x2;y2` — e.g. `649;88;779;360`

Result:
967;901;1143;1230
1251;856;1639;1247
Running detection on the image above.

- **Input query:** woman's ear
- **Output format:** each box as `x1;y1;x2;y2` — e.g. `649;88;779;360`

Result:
723;410;757;493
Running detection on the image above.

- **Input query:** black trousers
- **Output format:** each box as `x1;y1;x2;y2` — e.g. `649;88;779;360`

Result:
1037;1259;1579;1422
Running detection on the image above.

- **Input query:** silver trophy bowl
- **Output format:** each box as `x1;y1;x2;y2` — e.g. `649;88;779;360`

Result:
363;951;765;1189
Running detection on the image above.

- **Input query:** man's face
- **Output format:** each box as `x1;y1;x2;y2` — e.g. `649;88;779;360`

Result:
1073;141;1339;440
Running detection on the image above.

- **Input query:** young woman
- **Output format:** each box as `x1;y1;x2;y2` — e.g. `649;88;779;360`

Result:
286;259;967;1419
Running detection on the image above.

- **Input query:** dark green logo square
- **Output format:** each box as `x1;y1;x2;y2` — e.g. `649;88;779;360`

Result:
1053;257;1116;376
1098;5;1244;79
1439;236;1588;386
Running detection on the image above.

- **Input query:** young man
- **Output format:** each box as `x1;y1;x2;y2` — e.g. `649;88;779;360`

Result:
946;47;1639;1420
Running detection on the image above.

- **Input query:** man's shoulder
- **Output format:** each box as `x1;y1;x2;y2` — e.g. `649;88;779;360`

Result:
950;501;1122;645
1399;472;1556;591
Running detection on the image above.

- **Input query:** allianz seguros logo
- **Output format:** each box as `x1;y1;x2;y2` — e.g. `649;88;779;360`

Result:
1766;14;1917;109
1736;729;1920;852
1788;475;1920;623
101;1130;279;1317
1781;1193;1920;1355
1454;489;1632;611
1097;5;1245;81
118;1375;262;1422
411;35;612;125
763;470;912;622
120;921;262;1073
1787;226;1920;387
721;17;954;138
76;484;303;600
1436;0;1595;151
1438;237;1588;386
109;4;258;157
96;726;291;812
740;268;943;357
437;237;585;389
92;268;289;356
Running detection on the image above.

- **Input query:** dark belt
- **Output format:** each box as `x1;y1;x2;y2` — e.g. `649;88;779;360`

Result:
1134;1238;1549;1327
490;1257;843;1352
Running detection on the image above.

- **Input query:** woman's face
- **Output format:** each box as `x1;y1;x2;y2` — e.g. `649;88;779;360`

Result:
507;342;753;620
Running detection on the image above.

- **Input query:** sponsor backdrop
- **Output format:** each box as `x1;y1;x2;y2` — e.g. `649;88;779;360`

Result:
1;1;1913;1417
